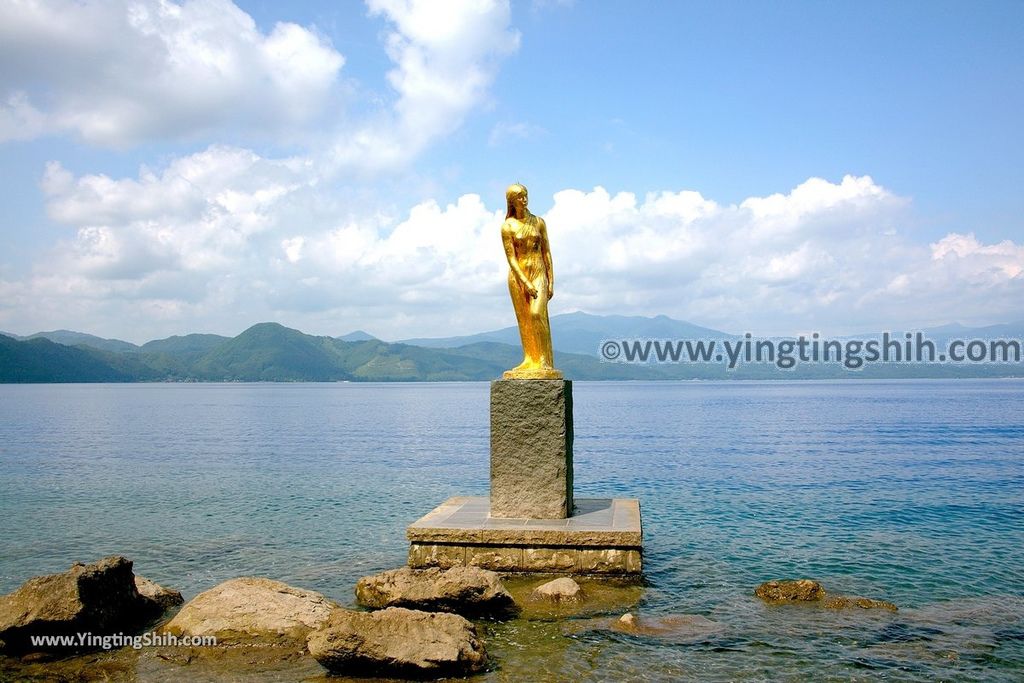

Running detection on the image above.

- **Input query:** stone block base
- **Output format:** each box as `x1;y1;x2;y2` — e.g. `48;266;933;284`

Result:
407;497;642;575
490;379;573;518
409;543;642;575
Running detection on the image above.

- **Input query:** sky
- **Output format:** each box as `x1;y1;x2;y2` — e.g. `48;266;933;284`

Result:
0;0;1022;344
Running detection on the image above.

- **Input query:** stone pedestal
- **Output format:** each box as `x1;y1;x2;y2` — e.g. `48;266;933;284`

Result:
489;379;573;519
407;497;642;575
406;376;643;575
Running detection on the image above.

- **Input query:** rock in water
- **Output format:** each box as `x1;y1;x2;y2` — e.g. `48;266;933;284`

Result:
307;607;487;677
355;566;516;617
755;579;897;611
134;576;184;611
163;577;336;645
0;556;157;653
755;579;826;603
530;577;584;603
612;612;726;642
822;595;898;612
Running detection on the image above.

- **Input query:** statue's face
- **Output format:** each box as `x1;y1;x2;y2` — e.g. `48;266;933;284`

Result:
511;192;527;212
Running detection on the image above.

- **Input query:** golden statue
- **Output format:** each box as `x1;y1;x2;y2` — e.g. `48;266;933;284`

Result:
501;183;562;379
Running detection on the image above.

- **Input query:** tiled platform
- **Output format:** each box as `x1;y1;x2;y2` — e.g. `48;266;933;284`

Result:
407;496;643;575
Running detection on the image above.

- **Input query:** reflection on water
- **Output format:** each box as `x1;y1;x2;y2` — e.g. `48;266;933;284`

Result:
1;380;1022;680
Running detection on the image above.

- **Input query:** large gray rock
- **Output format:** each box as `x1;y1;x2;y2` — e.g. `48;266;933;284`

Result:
490;379;574;518
356;566;515;617
0;556;162;653
134;576;183;611
530;577;583;603
163;577;337;645
307;607;486;677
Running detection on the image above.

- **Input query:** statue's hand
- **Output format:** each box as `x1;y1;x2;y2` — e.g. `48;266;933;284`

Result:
526;284;538;299
547;288;554;300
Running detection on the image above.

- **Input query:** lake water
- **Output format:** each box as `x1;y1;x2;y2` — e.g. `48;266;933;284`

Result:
1;380;1022;681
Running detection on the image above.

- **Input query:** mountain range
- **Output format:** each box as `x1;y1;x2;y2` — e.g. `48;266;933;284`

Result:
1;313;1022;382
397;312;735;355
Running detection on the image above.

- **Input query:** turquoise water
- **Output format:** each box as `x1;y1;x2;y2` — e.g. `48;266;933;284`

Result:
1;380;1022;681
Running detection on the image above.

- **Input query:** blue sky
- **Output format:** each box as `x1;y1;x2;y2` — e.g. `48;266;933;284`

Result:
1;0;1021;343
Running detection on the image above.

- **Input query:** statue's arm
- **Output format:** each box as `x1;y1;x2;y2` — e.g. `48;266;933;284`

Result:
502;221;537;297
539;218;554;299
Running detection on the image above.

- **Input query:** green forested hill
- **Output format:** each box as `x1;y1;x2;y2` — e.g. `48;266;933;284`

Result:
0;335;133;382
190;323;351;381
1;321;1021;383
140;333;230;355
21;330;139;353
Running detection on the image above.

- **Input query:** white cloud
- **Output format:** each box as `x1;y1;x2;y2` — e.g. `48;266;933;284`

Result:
330;0;520;170
930;233;1024;279
0;0;521;179
371;0;518;136
0;91;48;141
40;145;315;282
0;0;343;145
4;163;1021;341
281;237;305;264
854;232;1024;325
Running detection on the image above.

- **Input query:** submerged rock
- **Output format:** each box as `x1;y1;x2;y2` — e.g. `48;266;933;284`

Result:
163;577;336;645
613;612;726;642
307;606;487;677
355;566;515;617
0;556;168;653
755;579;826;603
755;579;897;611
505;575;644;620
823;595;898;612
135;576;184;611
563;612;726;644
530;577;584;603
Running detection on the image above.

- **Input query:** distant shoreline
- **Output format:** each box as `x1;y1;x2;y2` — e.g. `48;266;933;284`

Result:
4;318;1022;383
3;376;1023;386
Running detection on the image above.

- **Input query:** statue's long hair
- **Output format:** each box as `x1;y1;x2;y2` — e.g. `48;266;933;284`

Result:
505;183;527;219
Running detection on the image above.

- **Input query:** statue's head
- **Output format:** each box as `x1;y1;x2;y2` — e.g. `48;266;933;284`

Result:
505;183;528;218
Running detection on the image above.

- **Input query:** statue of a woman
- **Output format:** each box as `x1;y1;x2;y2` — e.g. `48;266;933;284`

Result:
501;183;562;379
